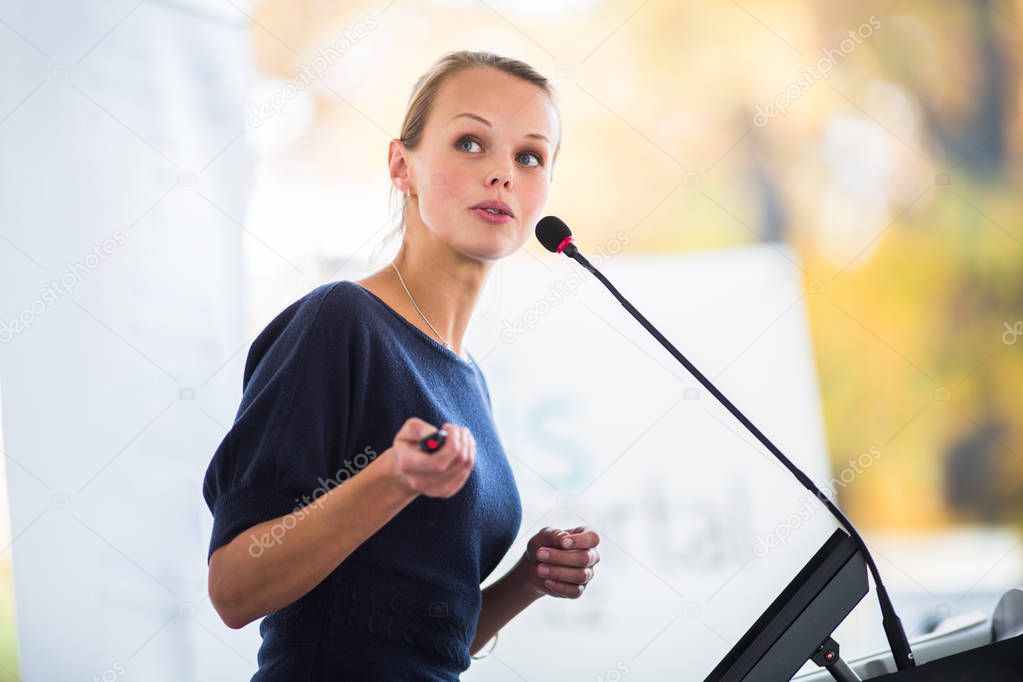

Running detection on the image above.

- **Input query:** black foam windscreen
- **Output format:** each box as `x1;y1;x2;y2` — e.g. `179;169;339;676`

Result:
535;215;572;252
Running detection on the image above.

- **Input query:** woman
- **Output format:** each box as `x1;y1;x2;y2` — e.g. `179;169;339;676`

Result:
203;50;601;680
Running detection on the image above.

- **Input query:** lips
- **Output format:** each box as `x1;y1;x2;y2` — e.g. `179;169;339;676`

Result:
470;200;514;218
471;207;513;224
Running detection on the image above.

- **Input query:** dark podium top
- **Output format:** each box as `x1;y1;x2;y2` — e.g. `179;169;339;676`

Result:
871;633;1023;681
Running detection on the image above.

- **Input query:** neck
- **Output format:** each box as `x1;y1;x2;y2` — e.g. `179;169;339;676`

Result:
382;217;492;357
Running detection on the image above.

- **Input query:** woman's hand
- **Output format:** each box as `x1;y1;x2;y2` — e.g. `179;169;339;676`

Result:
517;526;600;599
388;417;476;499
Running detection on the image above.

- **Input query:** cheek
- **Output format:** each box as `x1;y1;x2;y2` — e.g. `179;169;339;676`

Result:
508;179;549;245
444;167;477;201
520;175;550;218
414;171;465;232
426;166;474;213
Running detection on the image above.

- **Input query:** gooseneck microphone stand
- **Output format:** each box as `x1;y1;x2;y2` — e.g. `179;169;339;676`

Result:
537;220;916;675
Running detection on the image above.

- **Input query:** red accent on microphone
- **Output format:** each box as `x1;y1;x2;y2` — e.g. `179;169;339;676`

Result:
556;236;574;253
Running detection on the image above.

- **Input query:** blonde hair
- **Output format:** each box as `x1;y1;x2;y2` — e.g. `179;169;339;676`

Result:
372;50;561;261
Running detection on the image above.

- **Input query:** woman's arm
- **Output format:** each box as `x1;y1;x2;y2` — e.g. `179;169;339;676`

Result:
470;556;544;656
209;417;476;630
208;447;418;629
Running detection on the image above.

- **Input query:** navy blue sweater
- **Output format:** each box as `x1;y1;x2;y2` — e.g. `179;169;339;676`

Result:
202;280;523;680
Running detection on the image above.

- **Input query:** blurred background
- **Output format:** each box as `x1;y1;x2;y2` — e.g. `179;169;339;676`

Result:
0;0;1021;679
244;0;1023;534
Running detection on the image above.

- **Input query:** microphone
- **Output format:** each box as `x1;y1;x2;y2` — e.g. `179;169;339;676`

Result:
535;215;917;672
535;215;581;258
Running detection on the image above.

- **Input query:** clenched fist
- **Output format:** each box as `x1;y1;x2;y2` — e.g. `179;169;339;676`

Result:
388;417;476;499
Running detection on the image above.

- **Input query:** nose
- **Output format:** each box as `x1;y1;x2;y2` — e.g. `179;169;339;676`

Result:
486;162;513;190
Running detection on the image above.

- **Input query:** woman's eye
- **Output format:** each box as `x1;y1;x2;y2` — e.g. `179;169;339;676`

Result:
518;152;543;167
457;136;482;153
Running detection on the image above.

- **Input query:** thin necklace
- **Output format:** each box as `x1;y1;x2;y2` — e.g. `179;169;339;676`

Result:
390;261;454;352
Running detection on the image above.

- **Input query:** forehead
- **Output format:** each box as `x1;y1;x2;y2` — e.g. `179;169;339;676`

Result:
427;67;559;142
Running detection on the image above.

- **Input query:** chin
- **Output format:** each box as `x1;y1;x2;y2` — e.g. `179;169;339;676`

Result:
455;234;519;262
456;224;528;261
460;243;513;263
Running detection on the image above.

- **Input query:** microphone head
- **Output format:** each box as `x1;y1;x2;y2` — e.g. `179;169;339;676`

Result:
535;215;573;253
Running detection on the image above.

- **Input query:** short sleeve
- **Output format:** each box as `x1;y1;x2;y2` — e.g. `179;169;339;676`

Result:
202;283;355;563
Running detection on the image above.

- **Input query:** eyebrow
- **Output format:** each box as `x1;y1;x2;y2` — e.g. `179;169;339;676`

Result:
451;112;550;143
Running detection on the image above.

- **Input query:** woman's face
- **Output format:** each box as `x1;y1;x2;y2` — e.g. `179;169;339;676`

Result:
392;67;560;262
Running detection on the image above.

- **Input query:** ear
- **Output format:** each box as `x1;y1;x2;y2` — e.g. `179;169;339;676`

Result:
388;139;413;195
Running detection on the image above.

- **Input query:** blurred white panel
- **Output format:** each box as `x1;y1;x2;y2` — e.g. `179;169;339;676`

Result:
462;244;838;680
0;1;254;680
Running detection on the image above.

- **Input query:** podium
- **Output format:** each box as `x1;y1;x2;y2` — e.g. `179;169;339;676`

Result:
868;633;1023;681
706;527;1023;681
792;586;1023;681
